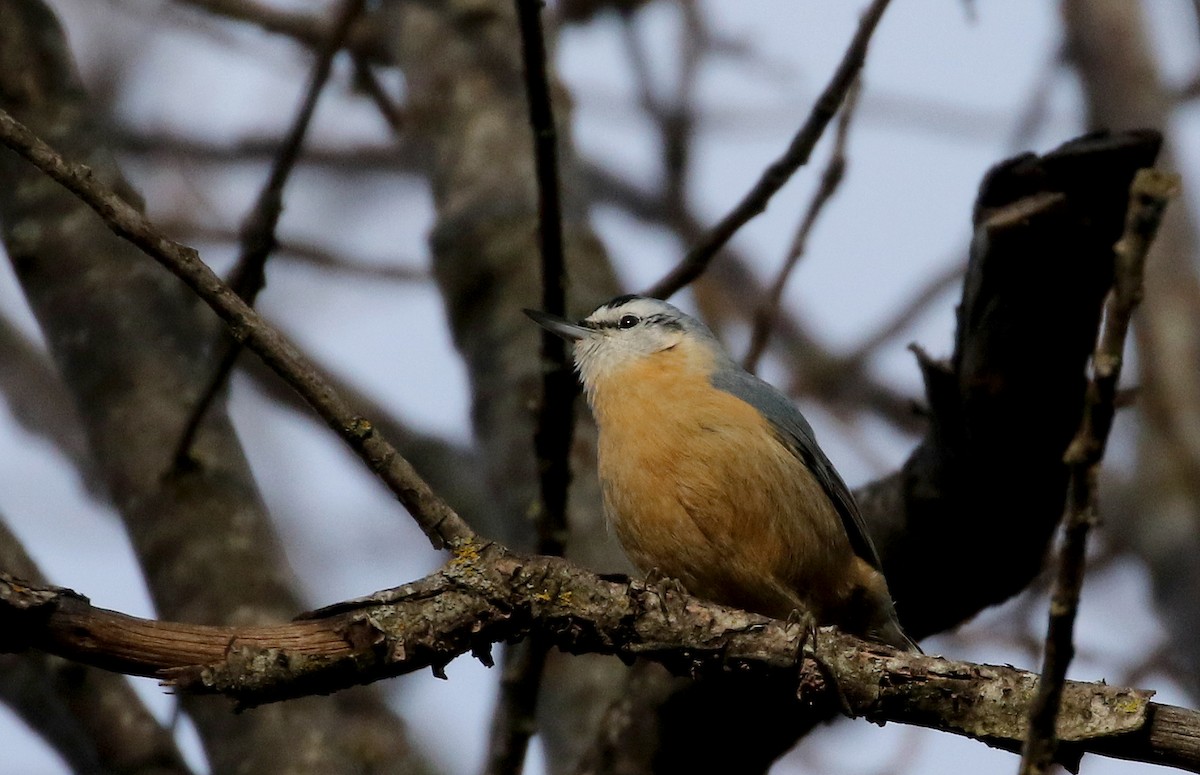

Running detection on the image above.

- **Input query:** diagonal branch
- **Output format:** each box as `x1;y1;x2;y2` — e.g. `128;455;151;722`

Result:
0;106;475;551
1020;169;1181;774
643;0;891;300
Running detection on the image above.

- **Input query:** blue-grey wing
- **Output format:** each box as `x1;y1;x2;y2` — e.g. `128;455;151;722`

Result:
710;367;884;571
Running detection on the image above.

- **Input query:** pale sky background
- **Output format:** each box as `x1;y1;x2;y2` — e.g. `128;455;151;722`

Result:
1;1;1198;773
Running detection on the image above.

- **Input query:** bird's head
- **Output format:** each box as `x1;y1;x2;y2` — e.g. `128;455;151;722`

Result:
525;295;723;400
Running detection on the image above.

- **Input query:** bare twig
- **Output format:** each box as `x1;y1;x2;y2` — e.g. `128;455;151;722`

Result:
115;128;411;172
642;0;892;300
617;0;703;216
483;3;574;772
1019;168;1180;775
0;106;475;550
743;79;861;373
171;0;365;470
484;638;547;775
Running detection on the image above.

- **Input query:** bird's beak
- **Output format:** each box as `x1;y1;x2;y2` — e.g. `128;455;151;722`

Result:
523;309;589;341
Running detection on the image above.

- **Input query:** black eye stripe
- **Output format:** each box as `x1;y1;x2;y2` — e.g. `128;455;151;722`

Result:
586;311;683;330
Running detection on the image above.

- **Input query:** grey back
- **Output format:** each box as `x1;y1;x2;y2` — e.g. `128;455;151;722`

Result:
710;366;884;572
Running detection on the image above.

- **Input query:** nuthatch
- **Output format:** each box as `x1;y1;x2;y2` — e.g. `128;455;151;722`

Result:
526;295;917;651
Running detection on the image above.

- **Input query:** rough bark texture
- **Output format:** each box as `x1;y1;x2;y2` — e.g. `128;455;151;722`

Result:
5;548;1198;773
1061;0;1200;700
0;2;429;773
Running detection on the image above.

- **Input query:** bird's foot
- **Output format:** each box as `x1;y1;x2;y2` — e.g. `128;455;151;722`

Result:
643;568;688;621
784;608;818;657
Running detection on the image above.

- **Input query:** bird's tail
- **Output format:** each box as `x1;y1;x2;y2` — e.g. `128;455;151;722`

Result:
845;561;923;652
872;614;923;653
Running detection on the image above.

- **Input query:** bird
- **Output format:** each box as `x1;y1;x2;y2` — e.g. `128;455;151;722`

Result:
525;294;918;651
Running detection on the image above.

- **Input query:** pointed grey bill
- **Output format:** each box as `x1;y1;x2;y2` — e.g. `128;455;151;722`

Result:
523;309;589;341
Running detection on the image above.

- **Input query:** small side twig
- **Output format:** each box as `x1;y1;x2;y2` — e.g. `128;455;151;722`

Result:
642;0;892;300
743;78;861;373
484;2;573;773
1018;168;1180;775
0;107;476;551
171;0;365;470
351;55;406;134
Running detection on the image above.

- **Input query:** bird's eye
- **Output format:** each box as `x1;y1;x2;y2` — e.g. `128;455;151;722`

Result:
617;314;640;329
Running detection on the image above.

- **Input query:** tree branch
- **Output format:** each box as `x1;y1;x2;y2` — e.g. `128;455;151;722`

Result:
2;549;1197;773
1062;0;1200;704
385;2;632;769
869;130;1164;637
175;0;391;63
0;315;95;485
0;4;430;771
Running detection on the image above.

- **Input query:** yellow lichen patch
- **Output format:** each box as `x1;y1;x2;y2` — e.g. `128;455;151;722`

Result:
450;540;481;566
344;416;374;438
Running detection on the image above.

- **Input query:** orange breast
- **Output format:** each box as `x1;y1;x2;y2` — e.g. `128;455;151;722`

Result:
589;344;858;619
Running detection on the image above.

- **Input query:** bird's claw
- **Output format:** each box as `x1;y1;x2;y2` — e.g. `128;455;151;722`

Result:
784;608;818;657
643;568;688;620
